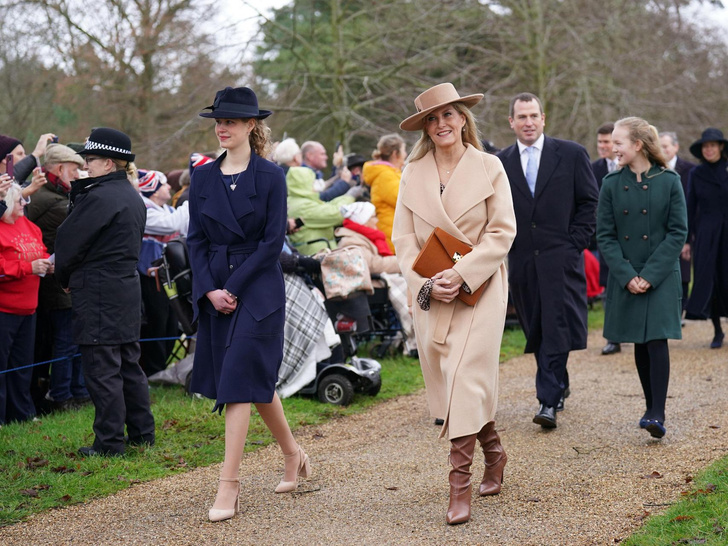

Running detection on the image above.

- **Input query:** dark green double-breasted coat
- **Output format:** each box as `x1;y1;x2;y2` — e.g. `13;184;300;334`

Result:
596;165;688;343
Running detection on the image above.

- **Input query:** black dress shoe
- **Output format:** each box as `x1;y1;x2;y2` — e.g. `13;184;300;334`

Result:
125;434;155;447
533;404;557;428
78;445;123;457
556;396;565;412
601;342;621;355
710;332;724;349
434;418;444;426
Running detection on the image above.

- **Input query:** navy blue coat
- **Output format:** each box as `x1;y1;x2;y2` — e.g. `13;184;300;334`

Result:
685;159;728;319
498;136;599;354
187;151;287;407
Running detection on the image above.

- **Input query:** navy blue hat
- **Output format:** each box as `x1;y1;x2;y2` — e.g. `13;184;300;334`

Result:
690;128;728;161
77;127;135;162
199;87;272;120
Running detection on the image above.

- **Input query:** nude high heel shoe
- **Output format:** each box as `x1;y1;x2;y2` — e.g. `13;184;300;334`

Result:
275;446;311;493
208;477;240;522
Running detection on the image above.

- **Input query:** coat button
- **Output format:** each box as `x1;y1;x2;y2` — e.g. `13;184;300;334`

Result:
624;185;629;191
229;264;234;270
623;209;629;215
642;209;647;214
531;222;536;228
642;184;648;190
624;235;630;241
534;250;539;256
642;235;648;240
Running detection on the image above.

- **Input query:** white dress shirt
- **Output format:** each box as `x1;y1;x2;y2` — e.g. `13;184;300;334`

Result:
517;134;545;177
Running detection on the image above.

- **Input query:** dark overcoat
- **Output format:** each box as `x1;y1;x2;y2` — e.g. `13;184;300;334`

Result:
25;182;72;310
498;136;599;354
55;171;146;345
597;166;687;342
674;156;696;284
187;151;287;407
591;157;610;285
684;159;728;319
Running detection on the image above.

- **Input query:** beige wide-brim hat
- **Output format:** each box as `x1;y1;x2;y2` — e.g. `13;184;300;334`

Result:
400;83;484;132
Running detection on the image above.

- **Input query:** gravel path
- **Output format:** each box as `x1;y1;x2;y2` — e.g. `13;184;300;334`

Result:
2;320;727;545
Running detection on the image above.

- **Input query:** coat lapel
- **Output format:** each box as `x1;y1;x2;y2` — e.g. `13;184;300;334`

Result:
400;145;493;245
533;136;561;199
441;145;495;228
502;144;533;202
198;151;252;239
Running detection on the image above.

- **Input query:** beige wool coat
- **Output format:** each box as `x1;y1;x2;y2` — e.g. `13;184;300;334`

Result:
392;144;516;440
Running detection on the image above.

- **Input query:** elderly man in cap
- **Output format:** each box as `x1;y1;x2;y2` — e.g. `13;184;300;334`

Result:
55;127;155;456
26;144;90;410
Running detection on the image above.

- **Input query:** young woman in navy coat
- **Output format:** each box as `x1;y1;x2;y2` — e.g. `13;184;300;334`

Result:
188;87;311;522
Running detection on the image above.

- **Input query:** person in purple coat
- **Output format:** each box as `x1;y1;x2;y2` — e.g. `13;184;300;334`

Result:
187;87;311;523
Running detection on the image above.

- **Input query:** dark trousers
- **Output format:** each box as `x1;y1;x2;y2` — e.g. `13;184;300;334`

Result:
0;312;37;424
535;345;570;408
48;308;87;401
634;339;669;423
80;342;155;454
139;275;178;377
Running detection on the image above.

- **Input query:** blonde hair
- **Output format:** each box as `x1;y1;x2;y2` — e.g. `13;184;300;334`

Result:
249;119;272;158
614;117;667;168
372;133;405;161
408;102;483;163
1;182;23;221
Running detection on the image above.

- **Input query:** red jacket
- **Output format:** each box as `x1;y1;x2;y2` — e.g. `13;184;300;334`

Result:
0;216;48;314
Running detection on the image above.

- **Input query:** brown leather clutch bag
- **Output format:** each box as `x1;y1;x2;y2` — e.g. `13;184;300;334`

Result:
412;227;486;306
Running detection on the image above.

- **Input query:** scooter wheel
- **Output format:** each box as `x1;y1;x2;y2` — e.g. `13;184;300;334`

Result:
317;374;354;406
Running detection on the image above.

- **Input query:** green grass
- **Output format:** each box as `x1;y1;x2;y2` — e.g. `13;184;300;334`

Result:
623;458;728;545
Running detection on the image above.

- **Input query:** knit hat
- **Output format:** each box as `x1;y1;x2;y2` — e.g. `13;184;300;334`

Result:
0;135;22;158
77;127;135;161
43;143;84;167
341;201;376;225
138;170;167;197
189;152;214;175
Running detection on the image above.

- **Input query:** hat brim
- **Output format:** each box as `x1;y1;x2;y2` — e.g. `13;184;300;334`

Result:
399;94;483;132
689;138;728;161
77;149;135;162
199;108;272;120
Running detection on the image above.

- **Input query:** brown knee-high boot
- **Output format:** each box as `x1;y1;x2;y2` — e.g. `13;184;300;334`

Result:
446;434;477;525
476;421;507;496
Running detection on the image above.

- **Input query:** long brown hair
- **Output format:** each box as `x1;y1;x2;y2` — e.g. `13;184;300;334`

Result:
407;102;483;163
614;117;667;168
249;119;272;158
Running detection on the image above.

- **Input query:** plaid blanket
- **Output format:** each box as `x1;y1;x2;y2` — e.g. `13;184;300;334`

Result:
380;272;417;352
277;273;329;391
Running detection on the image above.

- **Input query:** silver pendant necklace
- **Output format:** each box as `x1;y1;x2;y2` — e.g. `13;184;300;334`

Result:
229;172;242;191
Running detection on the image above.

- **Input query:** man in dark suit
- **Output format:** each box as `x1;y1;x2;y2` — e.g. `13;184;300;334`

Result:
590;122;622;356
497;93;599;429
659;131;696;310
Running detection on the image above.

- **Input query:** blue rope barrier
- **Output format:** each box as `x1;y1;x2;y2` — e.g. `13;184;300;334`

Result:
0;336;196;376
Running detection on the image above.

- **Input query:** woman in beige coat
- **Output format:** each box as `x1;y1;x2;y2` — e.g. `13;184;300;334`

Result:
393;83;516;525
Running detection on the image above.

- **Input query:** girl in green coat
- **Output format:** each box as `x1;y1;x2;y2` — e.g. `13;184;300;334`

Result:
596;117;687;439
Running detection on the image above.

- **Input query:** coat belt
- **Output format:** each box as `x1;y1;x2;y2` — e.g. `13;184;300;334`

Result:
433;301;455;344
209;242;259;274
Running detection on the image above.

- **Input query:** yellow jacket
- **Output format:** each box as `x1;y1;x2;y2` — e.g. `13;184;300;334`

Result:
362;160;401;253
